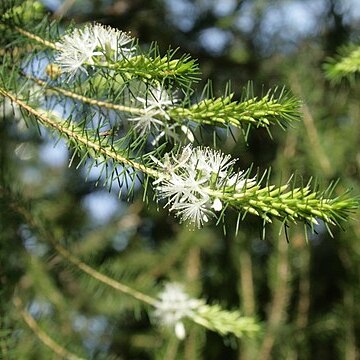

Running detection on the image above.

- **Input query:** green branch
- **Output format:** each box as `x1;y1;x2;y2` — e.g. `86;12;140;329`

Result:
224;184;357;226
13;297;84;360
324;44;360;83
28;76;299;133
8;25;200;86
108;51;201;85
30;76;146;115
170;87;300;129
193;304;261;338
6;191;261;340
1;87;357;230
0;87;160;179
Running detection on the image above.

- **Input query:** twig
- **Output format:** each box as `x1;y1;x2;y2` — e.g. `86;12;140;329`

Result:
13;296;85;360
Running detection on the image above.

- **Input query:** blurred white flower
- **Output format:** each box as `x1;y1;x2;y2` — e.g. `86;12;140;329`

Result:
55;23;134;78
153;283;202;340
211;198;223;212
154;146;255;227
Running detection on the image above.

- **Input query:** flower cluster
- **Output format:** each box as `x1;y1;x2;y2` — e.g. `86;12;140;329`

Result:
55;23;134;79
153;283;203;340
54;23;193;144
129;85;176;135
153;145;256;228
129;85;193;144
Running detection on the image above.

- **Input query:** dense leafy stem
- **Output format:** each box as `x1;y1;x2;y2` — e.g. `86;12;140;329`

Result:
324;43;360;83
0;0;357;232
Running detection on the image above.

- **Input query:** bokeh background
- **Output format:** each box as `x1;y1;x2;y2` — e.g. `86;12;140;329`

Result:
1;0;360;359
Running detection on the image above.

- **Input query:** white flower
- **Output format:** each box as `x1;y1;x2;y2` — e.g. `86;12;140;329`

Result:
91;24;134;59
180;124;195;143
55;23;134;78
129;85;188;144
211;198;223;212
149;123;194;146
128;110;165;136
137;86;176;117
154;146;255;227
153;283;202;340
150;145;193;180
129;85;195;144
170;197;212;228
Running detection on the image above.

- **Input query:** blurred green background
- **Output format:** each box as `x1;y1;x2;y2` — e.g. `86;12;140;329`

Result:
1;0;360;359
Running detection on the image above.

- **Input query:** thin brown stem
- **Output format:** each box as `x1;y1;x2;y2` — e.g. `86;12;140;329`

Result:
53;242;157;306
295;236;310;331
53;0;76;19
7;193;157;307
14;27;58;50
258;234;290;360
239;248;255;316
290;74;332;176
13;296;85;360
31;77;146;116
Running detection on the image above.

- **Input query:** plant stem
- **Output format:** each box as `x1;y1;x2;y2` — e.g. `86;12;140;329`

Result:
0;87;160;179
13;296;85;360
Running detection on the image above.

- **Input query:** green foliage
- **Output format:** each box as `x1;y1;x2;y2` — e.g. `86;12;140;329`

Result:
170;84;300;131
1;0;360;359
324;43;360;83
0;9;356;230
192;304;261;338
